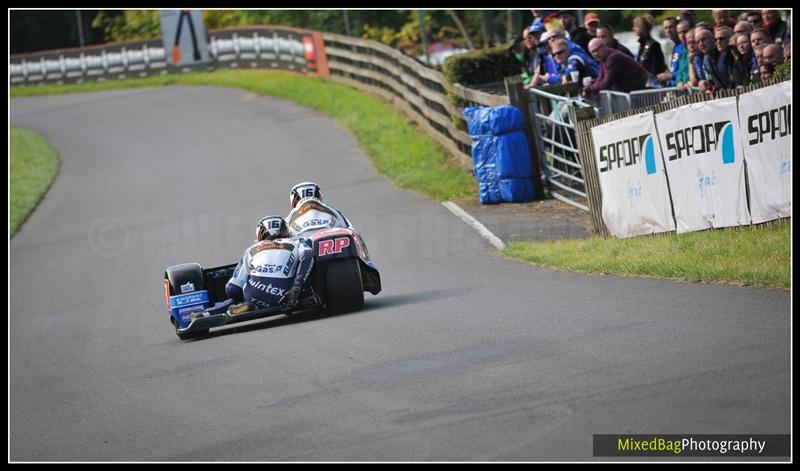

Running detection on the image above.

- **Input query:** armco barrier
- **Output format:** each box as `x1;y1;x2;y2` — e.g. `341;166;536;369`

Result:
9;26;326;85
572;78;791;238
10;38;172;84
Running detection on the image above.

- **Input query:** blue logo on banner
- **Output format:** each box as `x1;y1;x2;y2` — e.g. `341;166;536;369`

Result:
643;136;657;175
721;123;735;164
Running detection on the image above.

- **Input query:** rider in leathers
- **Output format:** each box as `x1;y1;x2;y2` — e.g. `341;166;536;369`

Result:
225;215;313;309
285;182;352;237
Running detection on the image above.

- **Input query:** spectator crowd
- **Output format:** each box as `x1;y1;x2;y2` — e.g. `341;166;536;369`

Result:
512;9;791;97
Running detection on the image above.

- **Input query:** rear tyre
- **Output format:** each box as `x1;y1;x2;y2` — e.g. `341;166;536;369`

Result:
165;263;208;340
165;263;204;295
323;258;364;315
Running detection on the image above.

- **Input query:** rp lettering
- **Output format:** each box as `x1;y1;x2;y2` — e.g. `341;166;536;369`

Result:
318;237;350;256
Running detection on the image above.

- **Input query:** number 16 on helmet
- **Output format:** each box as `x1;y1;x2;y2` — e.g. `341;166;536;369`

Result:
256;215;288;241
289;182;322;208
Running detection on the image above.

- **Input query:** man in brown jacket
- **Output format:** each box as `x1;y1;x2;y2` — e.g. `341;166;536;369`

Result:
583;38;649;96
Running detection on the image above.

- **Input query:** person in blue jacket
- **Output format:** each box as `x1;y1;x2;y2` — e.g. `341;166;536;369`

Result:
551;38;600;84
547;29;600;78
659;20;690;87
518;24;562;88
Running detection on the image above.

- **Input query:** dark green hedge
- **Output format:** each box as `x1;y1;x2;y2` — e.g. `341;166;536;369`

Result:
442;45;520;86
774;61;791;81
442;45;520;130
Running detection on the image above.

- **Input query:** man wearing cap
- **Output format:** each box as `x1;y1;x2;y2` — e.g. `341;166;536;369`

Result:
525;24;562;87
583;13;600;43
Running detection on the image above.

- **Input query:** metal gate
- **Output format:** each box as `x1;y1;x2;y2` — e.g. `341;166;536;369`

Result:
527;87;593;211
595;86;700;116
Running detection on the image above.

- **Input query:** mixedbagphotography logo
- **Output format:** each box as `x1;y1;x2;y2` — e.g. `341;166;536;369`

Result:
593;434;790;457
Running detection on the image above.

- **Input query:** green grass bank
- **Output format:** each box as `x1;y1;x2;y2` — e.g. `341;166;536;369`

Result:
502;222;790;289
10;127;61;237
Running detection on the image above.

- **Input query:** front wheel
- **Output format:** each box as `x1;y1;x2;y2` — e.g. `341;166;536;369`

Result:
323;258;364;315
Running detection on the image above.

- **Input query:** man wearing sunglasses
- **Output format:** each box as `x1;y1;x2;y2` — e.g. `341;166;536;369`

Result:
550;38;600;85
521;25;563;87
697;27;734;91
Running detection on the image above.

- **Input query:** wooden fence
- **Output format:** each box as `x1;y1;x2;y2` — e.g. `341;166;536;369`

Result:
322;32;508;170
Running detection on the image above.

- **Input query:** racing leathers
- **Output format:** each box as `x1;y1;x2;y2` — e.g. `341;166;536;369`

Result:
225;237;314;308
285;197;352;237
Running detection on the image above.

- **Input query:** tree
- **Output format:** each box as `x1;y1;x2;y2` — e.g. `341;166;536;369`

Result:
11;10;105;53
446;10;474;50
479;11;493;48
92;10;161;41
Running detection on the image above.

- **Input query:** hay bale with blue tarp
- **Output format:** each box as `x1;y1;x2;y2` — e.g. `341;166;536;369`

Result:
463;105;535;204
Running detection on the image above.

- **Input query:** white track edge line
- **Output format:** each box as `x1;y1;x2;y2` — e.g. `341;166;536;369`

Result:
442;201;506;250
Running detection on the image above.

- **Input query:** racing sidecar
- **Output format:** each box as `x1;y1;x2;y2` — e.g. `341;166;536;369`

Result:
163;227;381;340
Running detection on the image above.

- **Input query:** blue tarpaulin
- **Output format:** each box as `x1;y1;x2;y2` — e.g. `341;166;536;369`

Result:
464;105;535;204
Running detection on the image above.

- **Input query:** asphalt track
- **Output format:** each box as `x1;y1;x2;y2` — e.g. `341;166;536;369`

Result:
10;86;790;461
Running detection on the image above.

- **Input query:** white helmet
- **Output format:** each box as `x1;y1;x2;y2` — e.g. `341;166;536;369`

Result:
256;215;288;241
289;181;322;208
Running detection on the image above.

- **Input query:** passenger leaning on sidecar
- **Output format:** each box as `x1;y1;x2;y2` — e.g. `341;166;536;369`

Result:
225;216;314;309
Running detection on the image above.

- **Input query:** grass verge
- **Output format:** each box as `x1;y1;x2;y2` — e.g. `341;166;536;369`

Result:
10;127;61;237
11;69;476;202
502;221;791;289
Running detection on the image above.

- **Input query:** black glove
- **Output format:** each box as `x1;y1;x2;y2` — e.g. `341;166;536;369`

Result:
283;286;301;308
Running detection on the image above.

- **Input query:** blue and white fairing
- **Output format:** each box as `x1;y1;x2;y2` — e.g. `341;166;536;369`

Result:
164;280;211;329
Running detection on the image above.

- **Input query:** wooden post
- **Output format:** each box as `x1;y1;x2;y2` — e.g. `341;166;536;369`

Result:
505;75;545;200
569;105;611;238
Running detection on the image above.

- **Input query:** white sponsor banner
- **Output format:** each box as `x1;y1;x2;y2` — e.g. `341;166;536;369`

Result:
591;112;676;238
656;98;751;233
738;81;792;223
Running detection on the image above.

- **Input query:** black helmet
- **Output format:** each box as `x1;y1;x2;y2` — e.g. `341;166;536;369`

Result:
256;215;288;241
289;181;322;208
